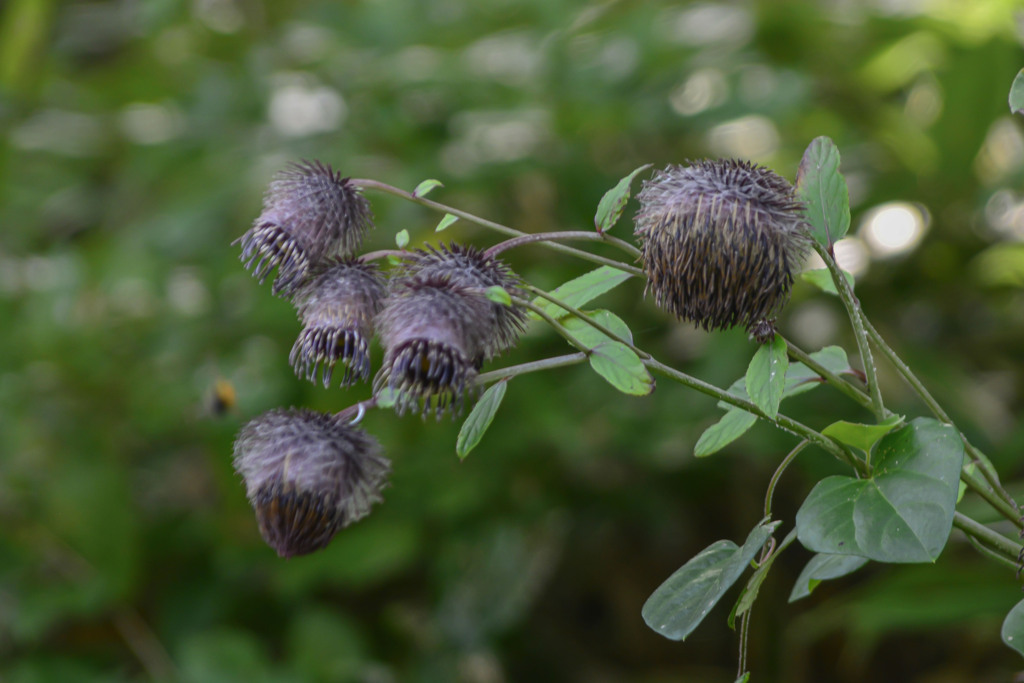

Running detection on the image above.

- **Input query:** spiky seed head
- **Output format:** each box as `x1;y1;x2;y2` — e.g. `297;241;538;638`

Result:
237;160;374;296
396;244;527;361
374;276;489;419
633;160;810;335
289;259;386;387
233;408;389;558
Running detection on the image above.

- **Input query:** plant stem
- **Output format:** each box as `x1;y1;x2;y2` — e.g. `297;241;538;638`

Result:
961;470;1023;530
523;284;650;359
359;248;406;262
513;297;592;355
764;441;809;518
644;357;865;473
485;230;642;259
781;336;874;412
476;353;588;385
812;241;886;420
952;511;1024;564
351;178;646;277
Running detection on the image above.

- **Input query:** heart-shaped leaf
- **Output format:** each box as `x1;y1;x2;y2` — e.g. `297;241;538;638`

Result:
643;520;779;641
594;164;651;233
796;136;850;248
796;418;964;563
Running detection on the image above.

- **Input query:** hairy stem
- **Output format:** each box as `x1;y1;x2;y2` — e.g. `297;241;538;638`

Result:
475;353;588;385
513;297;592;355
485;230;642;259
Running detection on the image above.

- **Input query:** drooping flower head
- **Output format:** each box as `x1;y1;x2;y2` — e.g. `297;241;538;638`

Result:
233;408;390;558
374;274;492;419
396;244;526;361
633;160;810;337
238;160;373;296
289;259;386;387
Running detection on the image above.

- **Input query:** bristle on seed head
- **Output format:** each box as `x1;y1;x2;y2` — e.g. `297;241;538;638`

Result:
233;408;389;558
633;159;810;336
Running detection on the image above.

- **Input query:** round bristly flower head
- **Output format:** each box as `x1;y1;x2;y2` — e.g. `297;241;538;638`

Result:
289;259;386;387
397;244;527;361
633;159;810;336
374;275;490;420
233;408;390;558
237;160;373;296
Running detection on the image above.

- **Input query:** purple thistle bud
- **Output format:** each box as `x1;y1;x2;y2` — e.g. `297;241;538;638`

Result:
397;244;527;361
289;259;386;387
233;408;390;558
633;160;811;336
374;276;490;419
238;160;374;296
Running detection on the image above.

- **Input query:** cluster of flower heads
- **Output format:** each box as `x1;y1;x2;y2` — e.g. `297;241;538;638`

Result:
231;161;526;557
633;159;811;341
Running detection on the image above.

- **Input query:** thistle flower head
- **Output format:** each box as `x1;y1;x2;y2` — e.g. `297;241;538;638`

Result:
289;259;386;387
374;275;490;419
633;160;810;335
397;244;527;360
233;408;390;558
238;160;373;296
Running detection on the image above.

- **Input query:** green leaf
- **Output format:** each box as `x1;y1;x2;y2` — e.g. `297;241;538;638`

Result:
395;229;410;249
796;136;851;248
796;418;964;563
731;543;781;626
821;414;904;454
789;553;868;602
718;346;854;410
529;266;633;320
1002;599;1024;657
562;309;633;348
801;268;854;296
734;675;750;683
745;336;788;419
642;520;779;641
1010;68;1024;116
588;341;654;396
375;387;398;409
412;179;443;197
485;285;512;306
436;213;458;232
694;409;758;458
456;381;507;460
594;164;651;233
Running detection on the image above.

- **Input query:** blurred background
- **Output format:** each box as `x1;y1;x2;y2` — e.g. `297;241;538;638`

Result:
2;0;1024;681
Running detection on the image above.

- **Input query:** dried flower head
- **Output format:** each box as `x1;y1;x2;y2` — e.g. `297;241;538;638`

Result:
633;160;810;335
238;160;373;296
289;259;386;387
374;275;491;419
233;408;390;558
397;244;527;361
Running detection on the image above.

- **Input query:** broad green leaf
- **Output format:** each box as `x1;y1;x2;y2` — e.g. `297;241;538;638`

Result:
694;409;758;458
529;266;633;319
412;179;443;197
801;268;854;296
588;341;654;396
1002;599;1024;657
1010;68;1024;116
796;136;851;248
745;335;788;419
484;285;512;306
395;229;410;248
718;346;854;410
642;520;779;641
594;163;651;233
788;553;868;602
562;309;633;348
456;381;507;460
436;213;458;232
796;418;964;563
821;415;904;454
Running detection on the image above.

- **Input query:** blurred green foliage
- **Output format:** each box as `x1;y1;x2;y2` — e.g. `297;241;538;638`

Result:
1;0;1023;681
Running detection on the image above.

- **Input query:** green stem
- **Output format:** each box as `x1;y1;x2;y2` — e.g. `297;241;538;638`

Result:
764;441;810;518
352;178;646;277
782;336;874;412
961;470;1022;530
523;284;650;359
485;230;641;259
513;297;592;355
644;358;865;473
475;353;587;385
812;241;886;420
952;511;1024;564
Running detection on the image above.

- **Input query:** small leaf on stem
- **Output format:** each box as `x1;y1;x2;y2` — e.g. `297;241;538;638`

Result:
1010;68;1024;116
821;414;904;454
789;553;868;602
456;381;508;460
436;213;459;232
745;335;788;419
485;285;512;306
801;268;854;296
412;179;444;198
694;409;758;458
588;341;653;396
594;164;651;233
529;266;632;320
796;136;851;248
395;229;410;249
